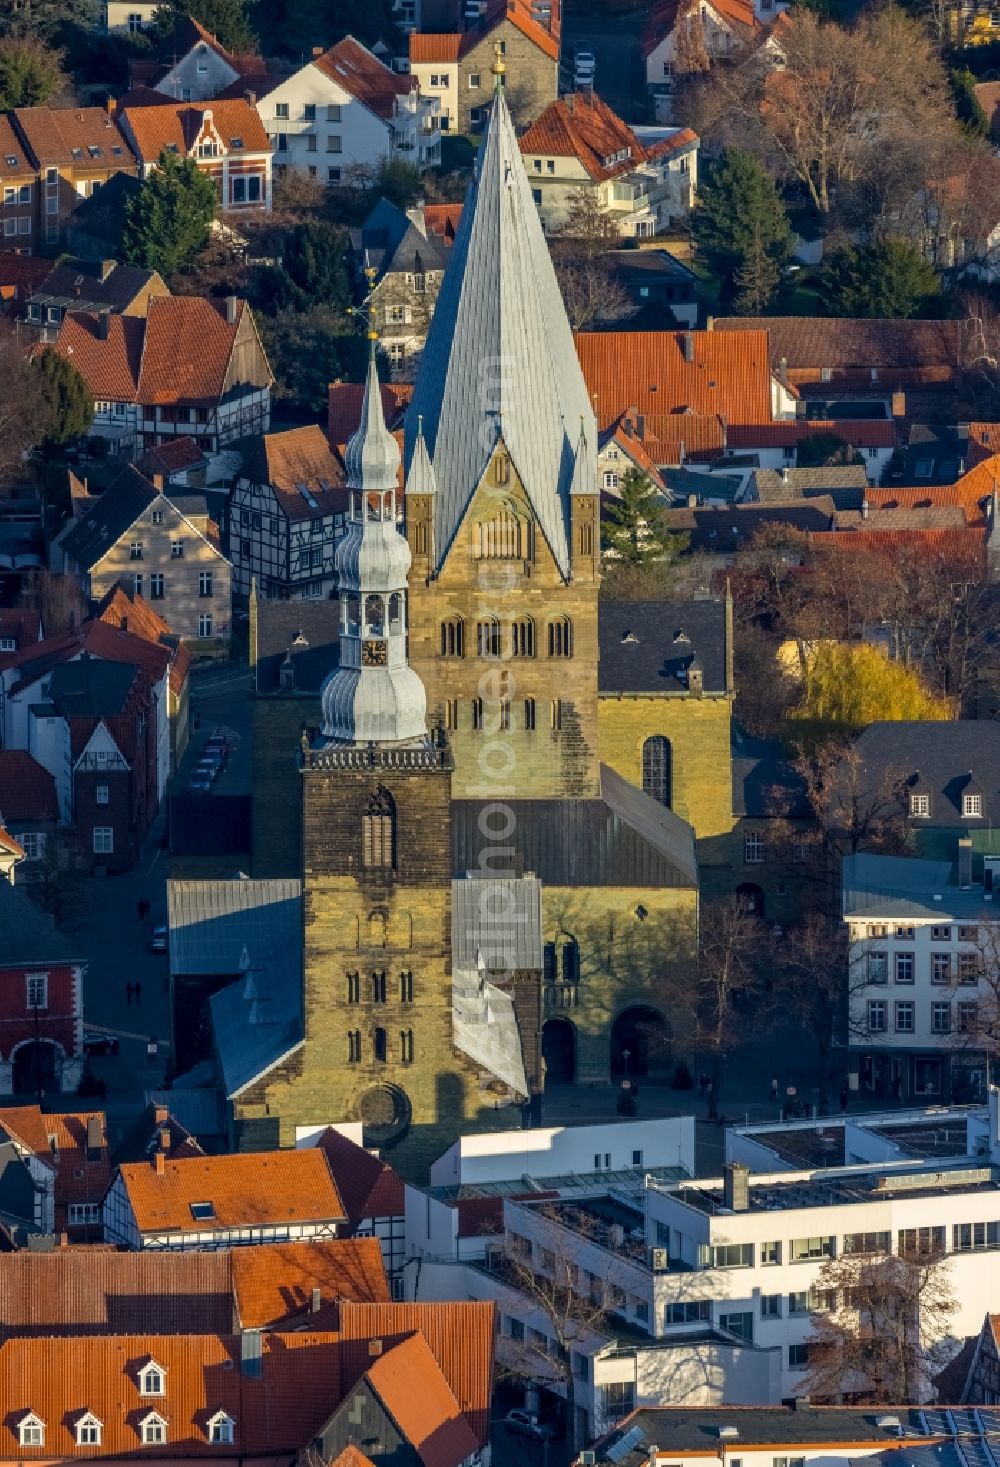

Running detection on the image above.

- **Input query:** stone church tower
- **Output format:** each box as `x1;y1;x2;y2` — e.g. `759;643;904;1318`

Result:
404;58;602;799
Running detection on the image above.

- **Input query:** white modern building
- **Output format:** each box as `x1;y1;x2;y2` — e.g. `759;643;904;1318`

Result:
844;848;1000;1104
258;36;440;185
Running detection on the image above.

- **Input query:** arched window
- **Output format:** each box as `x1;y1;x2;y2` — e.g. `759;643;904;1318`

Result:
388;592;403;630
373;1026;387;1063
400;970;413;1003
362;787;395;869
511;616;535;658
561;937;580;984
493;453;510;486
368;911;387;947
547;616;572;658
372;970;387;1003
543;942;556;983
347;971;360;1004
472;696;484;730
642;736;672;808
473;504;529;559
440;617;464;657
477;618;501;658
347;1030;361;1062
524;697;536;731
364;594;385;635
400;1028;414;1062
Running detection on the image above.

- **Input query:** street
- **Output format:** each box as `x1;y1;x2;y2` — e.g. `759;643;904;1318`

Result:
561;0;647;121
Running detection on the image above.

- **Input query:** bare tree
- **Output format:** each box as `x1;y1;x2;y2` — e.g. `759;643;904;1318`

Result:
0;336;50;478
948;922;1000;1095
696;896;768;1118
804;1248;956;1404
773;913;866;1115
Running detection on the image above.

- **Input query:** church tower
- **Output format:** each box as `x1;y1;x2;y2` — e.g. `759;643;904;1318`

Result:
279;348;490;1173
404;55;601;799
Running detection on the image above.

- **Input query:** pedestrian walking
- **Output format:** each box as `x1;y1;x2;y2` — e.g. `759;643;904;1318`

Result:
840;1086;849;1113
125;981;133;1006
134;980;142;1007
770;1076;779;1102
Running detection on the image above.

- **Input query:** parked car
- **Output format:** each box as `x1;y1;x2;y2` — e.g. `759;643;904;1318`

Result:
194;759;220;782
504;1411;555;1441
187;773;213;794
83;1028;120;1055
149;926;168;954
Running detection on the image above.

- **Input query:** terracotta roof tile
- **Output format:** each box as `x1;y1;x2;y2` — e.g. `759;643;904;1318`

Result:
0;1330;342;1457
576;329;775;425
339;1301;495;1447
315;38;412;120
0;117;33;181
330;1447;378;1467
95;583;192;698
728;420;897;449
0;608;41;649
481;0;560;59
0;827;25;859
0;250;50;299
643;0;757;56
243;424;347;520
823;526;986;560
409;32;463;62
231;1237;389;1327
328;380;411;448
521;92;650;183
120;98;269;163
54;311;144;402
0;750;59;823
119;1148;347;1234
423;203;462;242
12;106;136;168
0;1108;110;1211
366;1333;480;1467
966;422;1000;466
137;295;252;404
864;477;992;526
138;436;209;475
313;1128;405;1223
713;316;965;373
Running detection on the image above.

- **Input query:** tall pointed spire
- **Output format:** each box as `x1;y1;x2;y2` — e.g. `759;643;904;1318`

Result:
405;76;596;578
319;343;428;746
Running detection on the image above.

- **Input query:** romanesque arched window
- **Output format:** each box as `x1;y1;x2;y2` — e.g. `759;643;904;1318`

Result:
362;787;395;869
373;1027;387;1063
476;617;501;658
511;616;535;658
561;937;580;984
547;616;572;658
642;736;672;808
440;617;464;657
473;503;529;559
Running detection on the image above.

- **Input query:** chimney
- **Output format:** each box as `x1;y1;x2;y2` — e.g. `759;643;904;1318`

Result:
153;1105;169;1124
151;472;165;492
86;1115;103;1160
566;93;574;112
723;1162;750;1212
159;1127;171;1151
891;390;906;419
241;1329;263;1378
687;654;703;697
312;44;324;55
153;1150;165;1175
104;93;114;116
225;295;238;325
97;312;110;340
861;498;869;519
682;331;694;363
959;836;973;889
687;494;698;508
244;88;256;105
311;1287;322;1313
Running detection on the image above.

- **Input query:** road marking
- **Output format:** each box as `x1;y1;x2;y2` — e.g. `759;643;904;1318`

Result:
93;1027;172;1046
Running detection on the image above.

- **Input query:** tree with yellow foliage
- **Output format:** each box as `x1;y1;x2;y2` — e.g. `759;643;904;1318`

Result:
793;643;953;736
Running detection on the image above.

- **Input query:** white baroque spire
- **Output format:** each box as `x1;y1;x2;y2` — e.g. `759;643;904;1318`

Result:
320;348;428;745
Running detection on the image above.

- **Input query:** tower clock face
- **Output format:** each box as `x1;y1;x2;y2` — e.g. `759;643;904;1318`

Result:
362;638;388;667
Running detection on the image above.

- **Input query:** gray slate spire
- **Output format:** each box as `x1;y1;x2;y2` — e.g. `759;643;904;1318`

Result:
404;81;597;579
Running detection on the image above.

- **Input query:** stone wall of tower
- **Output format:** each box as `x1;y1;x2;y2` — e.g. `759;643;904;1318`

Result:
407;444;601;800
237;750;511;1178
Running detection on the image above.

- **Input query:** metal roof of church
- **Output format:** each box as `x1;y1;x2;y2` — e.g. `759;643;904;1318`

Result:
404;80;596;578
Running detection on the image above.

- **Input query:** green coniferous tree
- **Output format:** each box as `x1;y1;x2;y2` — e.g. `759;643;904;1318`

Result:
692;146;792;306
602;466;686;565
121;152;218;281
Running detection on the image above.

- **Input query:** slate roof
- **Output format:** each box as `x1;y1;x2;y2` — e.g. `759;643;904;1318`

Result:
0;879;83;967
253;598;340;694
713;316;965;373
753;465;869;504
452;764;698;888
360;197;449;276
313;1128;405;1223
366;1332;480;1467
853;721;1000;829
0;750;59;824
167;877;301;975
598;598;727;695
112;1101;206;1166
406;82;596;578
834;505;969;532
731;729;810;819
118;1149;346;1233
241;424;346;520
451;875;543;971
577;330;777;427
841;852;985;920
48;657;138;718
59;466;157;570
27;259;161;314
314;36;413;120
210;952;303;1098
660;497;836;549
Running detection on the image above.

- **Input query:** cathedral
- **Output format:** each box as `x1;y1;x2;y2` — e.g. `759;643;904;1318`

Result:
223;61;729;1176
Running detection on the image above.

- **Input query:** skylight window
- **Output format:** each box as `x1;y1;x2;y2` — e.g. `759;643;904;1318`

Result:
112;145;123;156
230;136;244;148
190;1200;216;1221
5;154;17;166
71;146;83;159
88;145;103;158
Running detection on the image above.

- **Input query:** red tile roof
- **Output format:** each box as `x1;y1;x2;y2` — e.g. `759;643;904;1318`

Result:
0;1108;110;1210
231;1237;389;1326
331;1448;378;1467
0;750;59;823
12;106;136;168
244;424;347;520
367;1332;480;1467
967;422;1000;466
0;827;25;859
713;316;965;373
482;0;560;59
521;92;650;183
120;97;269;163
576;329;776;425
423;203;462;242
0;1330;342;1458
0;116;33;182
315;37;413;120
119;1149;347;1234
728;420;897;450
339;1301;495;1448
314;1127;405;1224
95;583;192;697
138;436;208;475
409;32;463;61
863;476;994;527
54;311;145;402
0;607;42;649
0;251;50;300
328;380;412;449
642;0;757;56
825;526;986;561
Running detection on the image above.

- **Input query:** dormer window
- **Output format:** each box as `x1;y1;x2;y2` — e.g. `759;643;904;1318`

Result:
18;1414;44;1447
910;794;930;817
964;793;983;818
76;1414;102;1446
139;1360;166;1395
207;1413;235;1445
140;1413;167;1445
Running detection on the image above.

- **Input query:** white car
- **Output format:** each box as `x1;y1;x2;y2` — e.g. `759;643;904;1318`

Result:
504;1410;555;1441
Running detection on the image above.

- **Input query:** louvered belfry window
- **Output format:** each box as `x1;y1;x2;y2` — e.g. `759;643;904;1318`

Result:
362;787;395;869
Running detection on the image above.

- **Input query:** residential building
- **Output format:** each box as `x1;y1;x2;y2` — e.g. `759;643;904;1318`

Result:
117;98;273;213
591;1407;1000;1467
106;0;161;30
643;0;761;122
0;609;42;655
0;1236;390;1339
19;257;167;343
0;826;24;883
259;36;440;186
11;106;138;253
0;1107;109;1236
0;890;86;1097
608;248;699;329
356;198;450;377
52;294;272;458
129;16;270;103
0;117;37;255
519;94;697;238
712;315;967;395
408;0;560;133
597;423;669;496
721;419;898;482
226;424;347;600
103;1147;348;1249
844;848;1000;1104
0;750;61;882
137;437;210;491
58;465;233;652
310;1126;407;1291
64;170;141;261
963;1313;1000;1404
94;581;193;767
751;464;870;504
